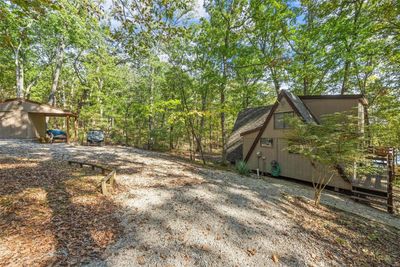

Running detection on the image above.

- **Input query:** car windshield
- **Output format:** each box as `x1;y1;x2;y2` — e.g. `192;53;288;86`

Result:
88;131;104;139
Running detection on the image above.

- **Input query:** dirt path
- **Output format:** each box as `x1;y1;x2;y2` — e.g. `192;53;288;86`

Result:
1;140;400;266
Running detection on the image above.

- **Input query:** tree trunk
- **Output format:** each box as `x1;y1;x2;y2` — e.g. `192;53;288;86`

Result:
269;66;280;95
314;190;322;206
364;104;371;146
76;88;89;116
169;125;174;150
61;80;66;108
340;1;363;95
196;91;207;152
340;60;350;95
209;118;212;153
302;57;309;95
125;120;129;145
15;44;24;98
48;39;65;106
124;103;131;146
191;123;206;164
220;52;228;164
220;86;227;164
186;124;193;161
25;71;43;99
220;23;230;165
177;77;206;164
148;66;154;149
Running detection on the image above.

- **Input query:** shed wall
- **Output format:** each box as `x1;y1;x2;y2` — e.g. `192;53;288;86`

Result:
29;113;46;138
0;110;33;139
0;99;70;139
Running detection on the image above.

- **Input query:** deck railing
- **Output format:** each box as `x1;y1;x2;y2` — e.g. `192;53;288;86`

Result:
351;146;396;213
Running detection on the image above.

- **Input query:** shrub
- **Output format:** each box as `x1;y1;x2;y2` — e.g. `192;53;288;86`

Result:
287;112;365;206
235;160;250;176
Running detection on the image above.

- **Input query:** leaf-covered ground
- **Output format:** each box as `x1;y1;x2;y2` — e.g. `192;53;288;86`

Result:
282;194;400;266
0;158;121;266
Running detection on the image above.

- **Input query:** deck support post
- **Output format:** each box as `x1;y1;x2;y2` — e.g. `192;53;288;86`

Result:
387;154;394;214
74;117;78;142
66;115;70;144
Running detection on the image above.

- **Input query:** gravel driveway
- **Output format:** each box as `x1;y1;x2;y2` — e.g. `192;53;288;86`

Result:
1;140;399;266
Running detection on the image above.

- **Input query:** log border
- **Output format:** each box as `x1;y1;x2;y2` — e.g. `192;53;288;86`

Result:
68;160;116;195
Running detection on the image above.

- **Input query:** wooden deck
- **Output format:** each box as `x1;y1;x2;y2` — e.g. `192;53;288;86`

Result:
350;147;396;213
351;175;388;192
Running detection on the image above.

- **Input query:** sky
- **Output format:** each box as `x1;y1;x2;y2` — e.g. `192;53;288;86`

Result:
103;0;208;19
102;0;209;31
193;0;208;19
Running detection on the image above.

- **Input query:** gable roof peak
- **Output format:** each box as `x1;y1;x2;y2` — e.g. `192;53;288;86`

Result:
243;90;317;162
280;90;316;123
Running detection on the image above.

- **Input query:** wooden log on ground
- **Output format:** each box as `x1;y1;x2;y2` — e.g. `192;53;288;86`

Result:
67;160;112;172
101;169;117;195
67;160;117;195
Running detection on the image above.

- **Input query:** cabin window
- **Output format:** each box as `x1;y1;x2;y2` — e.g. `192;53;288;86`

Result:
260;138;273;147
274;112;294;129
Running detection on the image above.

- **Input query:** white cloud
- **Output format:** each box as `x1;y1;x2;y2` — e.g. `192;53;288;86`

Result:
103;0;113;11
192;0;208;19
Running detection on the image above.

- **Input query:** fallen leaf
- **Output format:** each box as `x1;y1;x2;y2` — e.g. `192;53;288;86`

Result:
272;254;279;263
137;255;146;265
246;248;256;256
201;244;211;251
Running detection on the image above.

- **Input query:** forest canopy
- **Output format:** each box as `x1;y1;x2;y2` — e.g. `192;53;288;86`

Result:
0;0;399;161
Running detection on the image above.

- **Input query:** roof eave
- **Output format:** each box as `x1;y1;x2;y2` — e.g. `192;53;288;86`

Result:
1;98;77;117
240;126;262;136
28;111;77;117
299;94;369;106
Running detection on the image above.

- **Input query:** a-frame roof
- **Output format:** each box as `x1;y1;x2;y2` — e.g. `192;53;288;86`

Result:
227;106;272;162
284;90;316;123
243;90;317;162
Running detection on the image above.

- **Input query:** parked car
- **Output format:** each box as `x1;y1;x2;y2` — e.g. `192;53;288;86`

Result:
87;130;105;146
46;129;67;143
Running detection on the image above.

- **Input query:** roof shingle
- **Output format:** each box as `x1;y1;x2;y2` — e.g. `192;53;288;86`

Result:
226;106;272;163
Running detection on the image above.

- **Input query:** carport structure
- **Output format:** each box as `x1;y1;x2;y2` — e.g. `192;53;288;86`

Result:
0;98;77;143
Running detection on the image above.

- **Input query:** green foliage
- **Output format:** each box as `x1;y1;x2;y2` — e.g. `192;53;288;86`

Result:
235;160;250;176
0;0;398;164
286;112;366;205
368;91;400;148
287;112;364;167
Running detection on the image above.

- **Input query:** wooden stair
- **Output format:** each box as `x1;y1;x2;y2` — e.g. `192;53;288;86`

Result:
351;147;396;213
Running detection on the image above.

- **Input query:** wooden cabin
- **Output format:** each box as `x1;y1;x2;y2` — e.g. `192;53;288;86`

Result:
229;90;395;213
238;90;367;190
0;98;76;142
